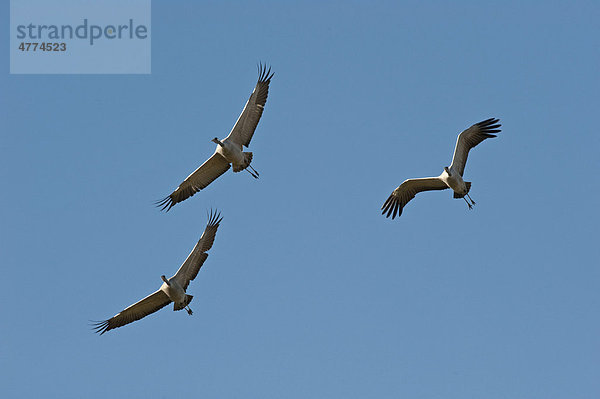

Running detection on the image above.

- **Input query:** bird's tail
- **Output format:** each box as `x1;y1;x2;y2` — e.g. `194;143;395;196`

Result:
173;295;194;311
233;152;253;172
453;182;472;198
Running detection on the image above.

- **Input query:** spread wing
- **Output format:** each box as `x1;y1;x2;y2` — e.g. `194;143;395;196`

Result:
92;290;171;335
382;177;448;219
172;210;223;290
224;63;274;147
157;153;231;211
449;118;501;177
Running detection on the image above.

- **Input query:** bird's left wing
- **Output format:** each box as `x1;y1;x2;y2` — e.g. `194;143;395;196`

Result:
92;290;171;335
224;63;274;147
382;177;448;219
172;210;223;290
449;118;501;177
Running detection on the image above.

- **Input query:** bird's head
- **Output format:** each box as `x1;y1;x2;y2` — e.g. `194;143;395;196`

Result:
444;166;451;176
161;275;170;286
211;137;223;146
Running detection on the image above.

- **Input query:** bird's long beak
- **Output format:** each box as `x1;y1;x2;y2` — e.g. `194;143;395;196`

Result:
161;275;170;285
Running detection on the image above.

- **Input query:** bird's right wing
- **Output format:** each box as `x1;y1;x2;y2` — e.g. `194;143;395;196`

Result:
449;118;501;177
157;153;231;211
173;210;223;290
382;177;448;219
92;290;171;335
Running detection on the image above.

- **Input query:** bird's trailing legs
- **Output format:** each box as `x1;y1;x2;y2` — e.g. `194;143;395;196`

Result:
466;193;476;205
463;194;476;210
246;165;260;179
185;306;193;315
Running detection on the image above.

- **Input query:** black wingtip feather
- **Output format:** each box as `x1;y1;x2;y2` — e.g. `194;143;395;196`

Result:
155;196;175;212
476;118;502;137
477;118;501;129
90;320;110;335
477;117;500;126
382;195;396;219
381;197;391;211
381;193;404;220
206;208;223;227
392;201;400;219
257;62;274;83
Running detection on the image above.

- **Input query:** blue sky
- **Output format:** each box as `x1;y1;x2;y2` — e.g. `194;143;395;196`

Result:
2;1;599;397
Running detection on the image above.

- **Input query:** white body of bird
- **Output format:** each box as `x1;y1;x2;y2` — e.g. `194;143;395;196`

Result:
216;139;243;164
160;276;188;310
440;167;468;196
212;137;252;172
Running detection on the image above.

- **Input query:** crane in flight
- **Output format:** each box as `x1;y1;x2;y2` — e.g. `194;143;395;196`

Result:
92;210;223;334
157;64;274;211
382;118;501;219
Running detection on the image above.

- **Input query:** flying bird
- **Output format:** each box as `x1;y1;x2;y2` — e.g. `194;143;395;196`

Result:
157;64;274;211
92;210;223;335
382;118;501;219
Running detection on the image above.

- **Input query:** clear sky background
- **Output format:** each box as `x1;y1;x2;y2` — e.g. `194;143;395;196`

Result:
1;1;599;398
